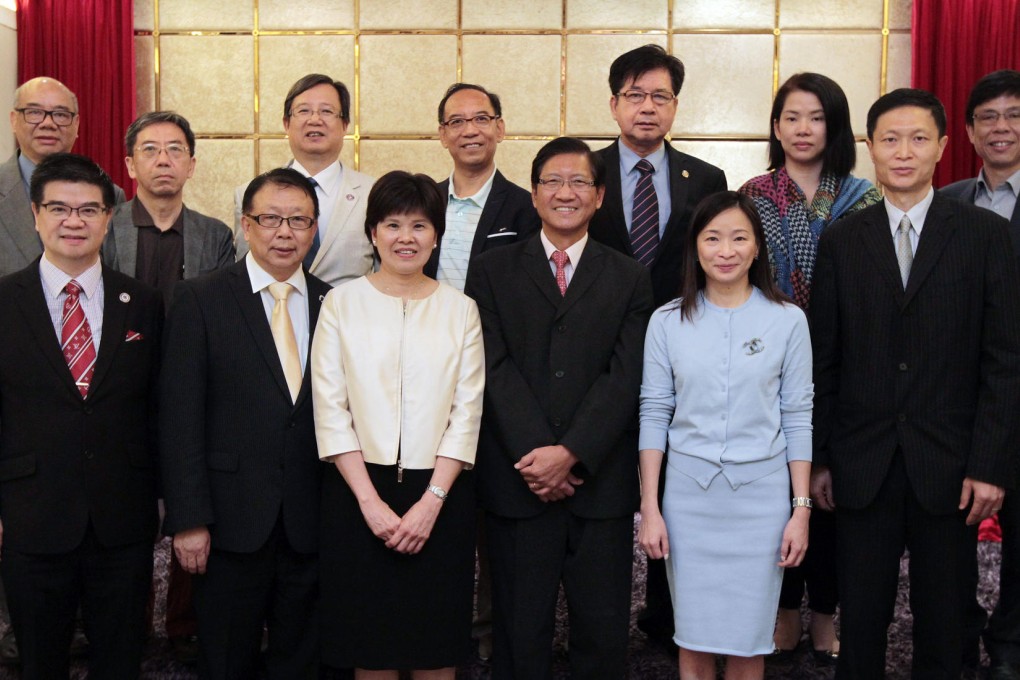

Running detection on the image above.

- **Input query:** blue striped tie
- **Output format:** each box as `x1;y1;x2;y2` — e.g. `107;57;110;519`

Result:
631;159;659;266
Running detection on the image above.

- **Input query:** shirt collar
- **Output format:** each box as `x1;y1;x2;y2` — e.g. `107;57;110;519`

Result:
540;230;588;268
618;140;667;175
39;254;103;299
17;152;36;193
448;166;497;205
131;198;185;234
977;166;1020;198
291;158;343;196
245;252;307;299
884;187;935;236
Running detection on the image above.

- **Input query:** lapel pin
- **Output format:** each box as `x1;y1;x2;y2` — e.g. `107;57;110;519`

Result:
319;294;325;302
346;193;355;201
682;170;690;179
119;292;131;303
743;338;764;355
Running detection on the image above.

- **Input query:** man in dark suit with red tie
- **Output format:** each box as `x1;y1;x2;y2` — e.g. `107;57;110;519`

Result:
0;153;163;679
811;89;1020;679
160;168;330;679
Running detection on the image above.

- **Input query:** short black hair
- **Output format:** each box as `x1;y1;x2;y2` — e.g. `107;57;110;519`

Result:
677;191;787;321
965;69;1020;123
364;171;446;250
125;110;196;157
768;72;856;177
866;88;947;140
530;137;605;188
608;44;685;96
30;153;115;208
283;74;351;123
241;167;320;218
437;83;502;124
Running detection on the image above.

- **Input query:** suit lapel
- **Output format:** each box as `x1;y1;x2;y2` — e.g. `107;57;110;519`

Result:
554;240;605;321
0;158;42;263
658;142;691;265
294;278;329;410
88;269;129;396
902;196;956;307
601;142;632;256
111;201;139;277
522;236;563;309
313;168;364;268
858;204;907;305
229;265;294;401
469;171;510;259
181;206;205;279
12;265;83;398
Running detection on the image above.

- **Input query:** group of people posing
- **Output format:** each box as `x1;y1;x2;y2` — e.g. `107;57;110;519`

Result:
0;43;1019;680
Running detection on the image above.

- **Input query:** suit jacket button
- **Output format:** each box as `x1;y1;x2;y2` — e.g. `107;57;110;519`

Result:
84;449;93;459
898;414;907;422
558;325;567;332
898;362;908;371
552;418;562;427
288;420;296;428
83;405;93;415
554;370;565;378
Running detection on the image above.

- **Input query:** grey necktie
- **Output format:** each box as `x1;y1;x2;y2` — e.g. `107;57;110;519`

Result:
895;214;913;289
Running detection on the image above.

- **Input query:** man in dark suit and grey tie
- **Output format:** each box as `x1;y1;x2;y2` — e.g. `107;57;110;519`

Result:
103;110;235;306
466;137;653;679
810;88;1020;679
160;168;329;679
0;152;163;679
941;69;1020;680
587;43;729;645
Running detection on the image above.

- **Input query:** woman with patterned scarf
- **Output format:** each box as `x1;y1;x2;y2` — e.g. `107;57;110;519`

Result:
740;72;881;666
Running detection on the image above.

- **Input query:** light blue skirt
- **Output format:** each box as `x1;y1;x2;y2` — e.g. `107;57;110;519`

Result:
662;461;789;656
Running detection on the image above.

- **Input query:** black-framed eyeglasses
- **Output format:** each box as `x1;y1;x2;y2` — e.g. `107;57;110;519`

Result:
39;202;109;220
440;114;500;132
246;213;316;230
615;90;676;106
135;143;191;160
15;107;78;127
535;178;597;192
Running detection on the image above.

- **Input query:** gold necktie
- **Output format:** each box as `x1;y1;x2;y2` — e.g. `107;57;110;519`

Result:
268;282;302;402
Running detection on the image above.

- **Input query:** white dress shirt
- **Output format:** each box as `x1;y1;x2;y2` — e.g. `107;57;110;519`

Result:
40;256;105;353
540;230;587;288
884;187;935;255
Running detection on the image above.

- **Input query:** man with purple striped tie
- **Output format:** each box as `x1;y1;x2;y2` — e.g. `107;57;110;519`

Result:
0;153;163;679
587;43;729;649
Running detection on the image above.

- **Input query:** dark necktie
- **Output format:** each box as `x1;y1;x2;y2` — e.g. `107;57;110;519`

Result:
303;176;321;271
631;159;659;267
61;280;97;397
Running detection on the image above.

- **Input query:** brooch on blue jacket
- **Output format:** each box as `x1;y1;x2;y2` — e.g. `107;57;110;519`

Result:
743;338;764;355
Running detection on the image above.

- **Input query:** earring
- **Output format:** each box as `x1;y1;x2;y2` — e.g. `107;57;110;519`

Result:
372;240;377;246
433;243;438;249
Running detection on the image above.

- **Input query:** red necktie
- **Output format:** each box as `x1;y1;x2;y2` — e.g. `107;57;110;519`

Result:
631;158;660;266
551;250;569;296
61;280;97;397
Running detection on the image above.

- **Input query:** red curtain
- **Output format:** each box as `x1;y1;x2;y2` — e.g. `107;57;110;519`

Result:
912;0;1020;188
16;0;135;195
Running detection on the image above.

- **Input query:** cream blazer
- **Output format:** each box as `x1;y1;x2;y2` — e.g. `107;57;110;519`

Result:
312;276;484;469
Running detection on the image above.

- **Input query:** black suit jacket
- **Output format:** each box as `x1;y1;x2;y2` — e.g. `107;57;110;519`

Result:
0;262;162;553
810;194;1020;514
588;140;728;307
941;176;1020;254
425;169;540;279
465;234;654;520
159;261;330;554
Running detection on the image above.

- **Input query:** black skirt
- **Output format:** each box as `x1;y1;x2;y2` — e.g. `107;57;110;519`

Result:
320;462;476;670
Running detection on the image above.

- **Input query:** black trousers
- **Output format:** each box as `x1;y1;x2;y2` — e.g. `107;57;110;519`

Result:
778;506;839;615
193;518;319;680
487;507;632;680
0;525;151;680
836;453;966;680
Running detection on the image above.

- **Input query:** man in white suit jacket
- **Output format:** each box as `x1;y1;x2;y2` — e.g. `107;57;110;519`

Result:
233;74;374;287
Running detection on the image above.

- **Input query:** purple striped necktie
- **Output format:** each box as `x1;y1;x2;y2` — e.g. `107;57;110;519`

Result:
630;158;659;267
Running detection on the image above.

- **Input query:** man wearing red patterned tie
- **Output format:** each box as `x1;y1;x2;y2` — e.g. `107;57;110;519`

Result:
0;152;163;679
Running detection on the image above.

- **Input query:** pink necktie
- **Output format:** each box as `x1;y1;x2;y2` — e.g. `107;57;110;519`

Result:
551;250;569;296
61;280;97;397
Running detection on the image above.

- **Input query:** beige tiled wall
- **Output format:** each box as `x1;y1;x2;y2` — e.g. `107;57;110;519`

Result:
135;0;912;226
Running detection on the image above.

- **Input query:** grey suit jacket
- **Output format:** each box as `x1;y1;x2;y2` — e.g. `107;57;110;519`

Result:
233;162;375;287
941;176;1020;255
102;198;235;286
1;153;127;278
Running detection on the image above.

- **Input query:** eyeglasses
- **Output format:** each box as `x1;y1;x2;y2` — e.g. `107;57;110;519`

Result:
440;114;500;132
973;109;1020;126
135;143;191;160
615;90;676;106
246;213;316;231
535;178;597;192
39;202;108;220
15;107;78;127
289;107;343;121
